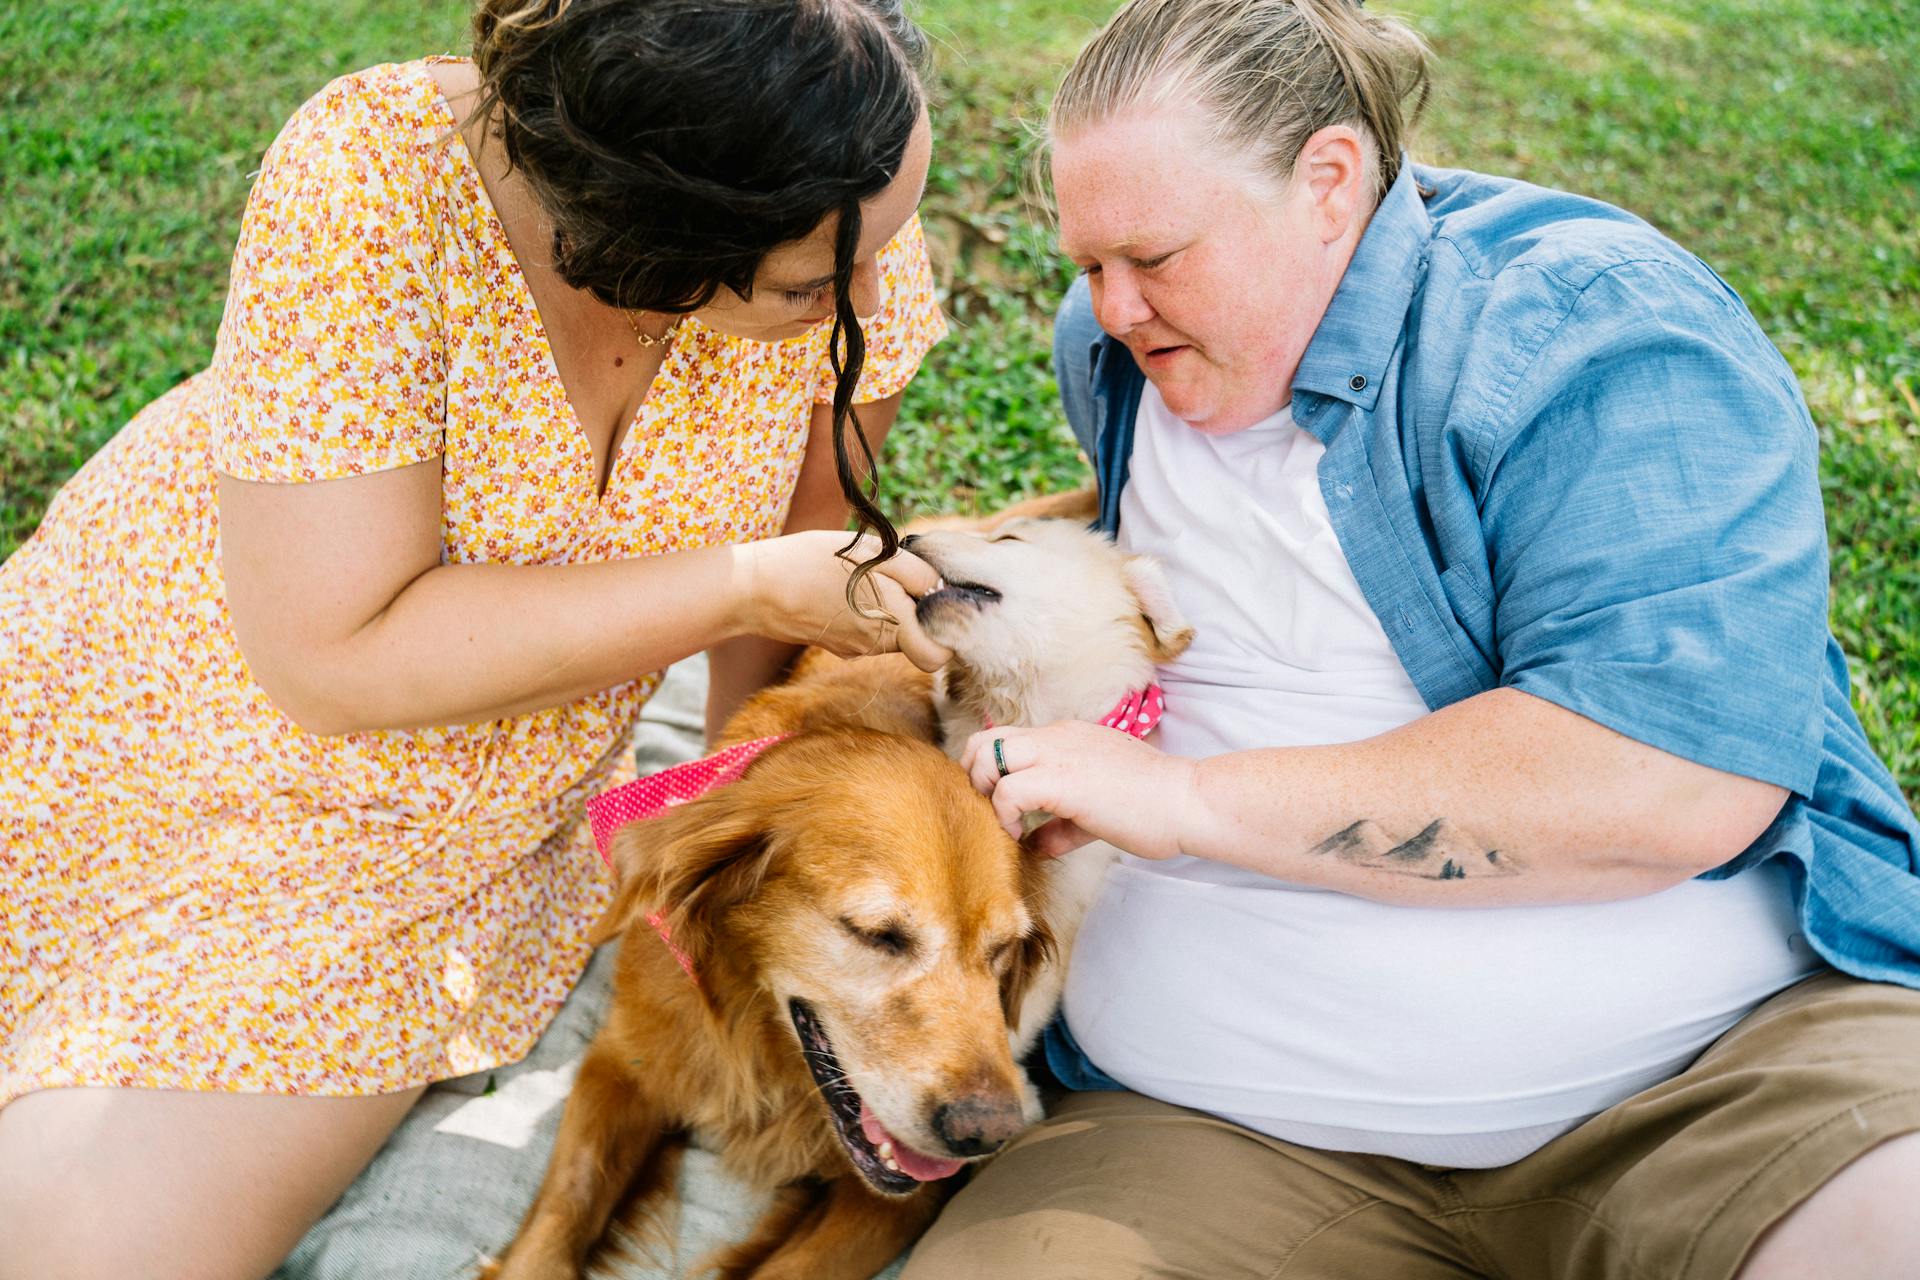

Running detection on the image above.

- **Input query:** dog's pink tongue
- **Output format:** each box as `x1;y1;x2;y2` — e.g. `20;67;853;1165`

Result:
859;1102;966;1182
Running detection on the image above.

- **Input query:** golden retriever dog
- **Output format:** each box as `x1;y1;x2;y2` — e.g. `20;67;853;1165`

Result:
901;507;1193;1052
485;655;1051;1280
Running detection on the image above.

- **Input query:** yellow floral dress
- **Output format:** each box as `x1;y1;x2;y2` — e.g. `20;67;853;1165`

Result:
0;58;945;1104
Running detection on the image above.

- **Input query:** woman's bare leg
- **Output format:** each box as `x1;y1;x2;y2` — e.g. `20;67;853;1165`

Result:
0;1082;425;1280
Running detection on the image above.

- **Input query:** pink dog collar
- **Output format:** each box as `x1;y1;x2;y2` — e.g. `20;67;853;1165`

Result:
586;733;790;984
1096;684;1166;739
585;683;1167;980
588;734;790;866
983;683;1167;740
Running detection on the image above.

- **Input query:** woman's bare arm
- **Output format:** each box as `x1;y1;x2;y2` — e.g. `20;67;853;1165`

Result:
217;442;944;737
965;687;1789;906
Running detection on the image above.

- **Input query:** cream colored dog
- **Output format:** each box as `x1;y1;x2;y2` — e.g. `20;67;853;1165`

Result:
902;512;1193;1051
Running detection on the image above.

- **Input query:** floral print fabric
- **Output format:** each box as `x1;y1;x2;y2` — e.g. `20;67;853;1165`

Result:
0;58;945;1103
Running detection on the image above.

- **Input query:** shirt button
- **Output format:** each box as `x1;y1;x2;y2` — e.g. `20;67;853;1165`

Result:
1349;373;1368;391
1336;482;1354;501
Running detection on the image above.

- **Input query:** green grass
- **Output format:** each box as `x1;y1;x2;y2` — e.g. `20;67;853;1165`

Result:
2;0;1914;800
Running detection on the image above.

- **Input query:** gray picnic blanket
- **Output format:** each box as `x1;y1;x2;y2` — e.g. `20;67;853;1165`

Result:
275;657;908;1280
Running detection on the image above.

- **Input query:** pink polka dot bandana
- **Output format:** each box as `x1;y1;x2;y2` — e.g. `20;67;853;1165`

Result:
588;734;790;868
585;733;789;986
985;684;1167;738
1097;684;1166;739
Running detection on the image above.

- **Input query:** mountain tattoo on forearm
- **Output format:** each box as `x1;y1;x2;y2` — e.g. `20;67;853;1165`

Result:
1308;819;1522;880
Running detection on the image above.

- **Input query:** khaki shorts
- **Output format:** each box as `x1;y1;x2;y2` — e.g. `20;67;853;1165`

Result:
904;972;1920;1280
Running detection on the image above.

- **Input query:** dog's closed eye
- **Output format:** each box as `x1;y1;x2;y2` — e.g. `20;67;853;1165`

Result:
839;916;915;957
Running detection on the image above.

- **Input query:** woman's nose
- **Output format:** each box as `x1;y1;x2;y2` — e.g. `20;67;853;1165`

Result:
850;257;885;320
1092;271;1153;334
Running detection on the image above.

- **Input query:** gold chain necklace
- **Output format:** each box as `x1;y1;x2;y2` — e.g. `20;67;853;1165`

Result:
624;309;683;350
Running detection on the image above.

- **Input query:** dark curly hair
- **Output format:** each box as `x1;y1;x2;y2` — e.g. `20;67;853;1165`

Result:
471;0;929;604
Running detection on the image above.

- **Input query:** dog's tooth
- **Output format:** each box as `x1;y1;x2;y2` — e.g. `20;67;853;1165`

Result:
884;1156;901;1173
877;1140;894;1161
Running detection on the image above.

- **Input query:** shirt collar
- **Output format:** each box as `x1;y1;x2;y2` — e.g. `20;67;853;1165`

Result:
1290;160;1433;414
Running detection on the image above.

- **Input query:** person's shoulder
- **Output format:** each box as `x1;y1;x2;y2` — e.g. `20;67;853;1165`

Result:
1417;164;1726;301
1408;167;1805;460
257;60;456;198
1412;162;1773;394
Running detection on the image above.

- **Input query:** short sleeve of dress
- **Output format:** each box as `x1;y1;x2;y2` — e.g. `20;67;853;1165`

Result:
211;69;447;482
1483;261;1830;795
815;214;948;405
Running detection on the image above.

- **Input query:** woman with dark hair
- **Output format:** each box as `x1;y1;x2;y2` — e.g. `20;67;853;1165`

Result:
0;1;950;1272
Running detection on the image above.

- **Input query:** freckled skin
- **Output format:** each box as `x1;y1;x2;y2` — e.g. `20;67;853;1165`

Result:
1051;107;1372;434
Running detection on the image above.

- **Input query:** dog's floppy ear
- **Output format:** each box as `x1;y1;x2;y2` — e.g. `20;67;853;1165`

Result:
999;854;1058;1025
591;787;775;976
998;920;1057;1027
1122;555;1194;661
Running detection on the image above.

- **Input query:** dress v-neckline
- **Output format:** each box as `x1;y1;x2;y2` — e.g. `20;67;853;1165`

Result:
419;56;686;506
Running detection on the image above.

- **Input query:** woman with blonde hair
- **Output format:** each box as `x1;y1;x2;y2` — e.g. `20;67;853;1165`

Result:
0;0;956;1273
917;0;1920;1276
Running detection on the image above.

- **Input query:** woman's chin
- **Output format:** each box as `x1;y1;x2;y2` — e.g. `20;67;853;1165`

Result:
1145;375;1218;428
1153;378;1291;436
696;315;828;344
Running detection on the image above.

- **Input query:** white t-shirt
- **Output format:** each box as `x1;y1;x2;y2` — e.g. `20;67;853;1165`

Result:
1062;383;1821;1168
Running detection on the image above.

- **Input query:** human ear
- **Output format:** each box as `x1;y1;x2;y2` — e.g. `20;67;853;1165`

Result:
1295;125;1368;243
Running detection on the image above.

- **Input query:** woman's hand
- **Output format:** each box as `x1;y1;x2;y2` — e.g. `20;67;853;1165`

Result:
739;530;953;671
959;721;1197;859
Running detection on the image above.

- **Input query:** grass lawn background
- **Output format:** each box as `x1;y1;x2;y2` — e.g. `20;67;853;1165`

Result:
3;0;1914;803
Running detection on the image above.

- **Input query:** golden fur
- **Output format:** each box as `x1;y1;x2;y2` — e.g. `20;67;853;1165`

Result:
489;486;1186;1278
487;651;1051;1280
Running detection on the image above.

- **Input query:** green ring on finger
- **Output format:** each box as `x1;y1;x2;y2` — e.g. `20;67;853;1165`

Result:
993;736;1010;779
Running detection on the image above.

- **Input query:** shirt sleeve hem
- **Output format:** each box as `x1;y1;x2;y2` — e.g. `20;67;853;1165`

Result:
1502;666;1820;797
211;434;446;484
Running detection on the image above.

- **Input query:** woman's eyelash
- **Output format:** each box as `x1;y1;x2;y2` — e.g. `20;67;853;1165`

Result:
784;285;829;306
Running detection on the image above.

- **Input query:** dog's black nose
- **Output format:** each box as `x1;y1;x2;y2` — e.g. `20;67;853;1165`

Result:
931;1095;1025;1157
901;533;921;550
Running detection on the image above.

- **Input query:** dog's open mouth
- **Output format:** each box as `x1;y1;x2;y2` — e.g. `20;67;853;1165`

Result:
788;998;966;1195
915;575;1002;623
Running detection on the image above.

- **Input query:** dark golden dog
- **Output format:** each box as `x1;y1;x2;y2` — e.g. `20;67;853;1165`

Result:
486;652;1051;1280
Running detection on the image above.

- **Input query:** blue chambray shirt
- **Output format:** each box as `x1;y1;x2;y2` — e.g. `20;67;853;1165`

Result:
1045;161;1920;1093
